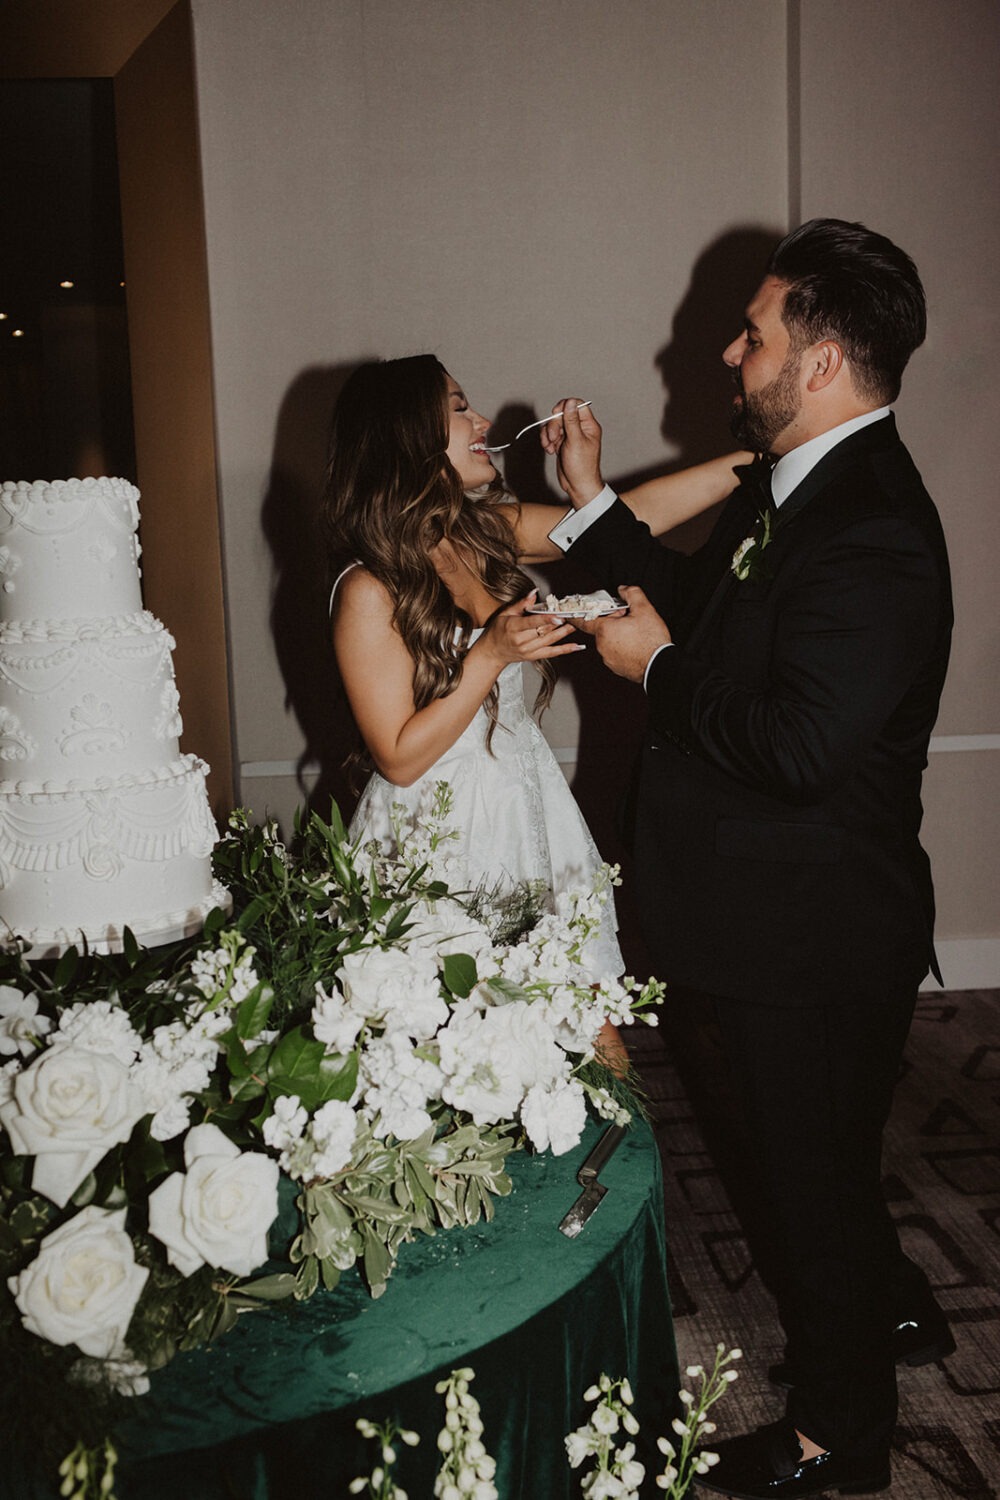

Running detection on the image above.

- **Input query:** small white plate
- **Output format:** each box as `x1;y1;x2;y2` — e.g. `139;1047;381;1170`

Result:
526;590;626;618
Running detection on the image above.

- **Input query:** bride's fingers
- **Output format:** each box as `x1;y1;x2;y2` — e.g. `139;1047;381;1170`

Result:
521;618;580;656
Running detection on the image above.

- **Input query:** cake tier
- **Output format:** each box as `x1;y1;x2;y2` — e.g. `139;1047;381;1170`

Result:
0;611;182;782
0;755;227;956
0;478;143;622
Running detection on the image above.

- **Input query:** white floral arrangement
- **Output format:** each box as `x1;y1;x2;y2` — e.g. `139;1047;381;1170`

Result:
0;787;661;1490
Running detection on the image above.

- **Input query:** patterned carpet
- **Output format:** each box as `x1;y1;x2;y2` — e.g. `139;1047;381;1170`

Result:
627;988;1000;1499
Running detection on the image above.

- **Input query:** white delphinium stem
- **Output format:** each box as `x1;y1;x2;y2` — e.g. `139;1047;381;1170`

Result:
57;1439;118;1500
433;1367;499;1500
655;1344;741;1495
566;1373;645;1498
348;1415;419;1500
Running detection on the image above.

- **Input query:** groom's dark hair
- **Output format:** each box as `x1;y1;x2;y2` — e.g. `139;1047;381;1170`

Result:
768;218;926;404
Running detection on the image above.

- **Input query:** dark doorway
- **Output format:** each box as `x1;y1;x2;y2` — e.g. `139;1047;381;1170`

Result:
0;78;135;482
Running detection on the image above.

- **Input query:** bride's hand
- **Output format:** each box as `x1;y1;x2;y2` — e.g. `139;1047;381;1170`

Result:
479;591;583;666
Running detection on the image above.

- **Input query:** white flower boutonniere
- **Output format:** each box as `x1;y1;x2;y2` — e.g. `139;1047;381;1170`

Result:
731;508;774;582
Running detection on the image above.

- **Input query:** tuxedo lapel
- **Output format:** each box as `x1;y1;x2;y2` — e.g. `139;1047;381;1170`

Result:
685;416;902;652
772;413;900;534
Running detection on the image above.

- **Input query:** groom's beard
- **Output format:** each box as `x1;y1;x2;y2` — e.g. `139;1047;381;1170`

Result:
730;350;802;453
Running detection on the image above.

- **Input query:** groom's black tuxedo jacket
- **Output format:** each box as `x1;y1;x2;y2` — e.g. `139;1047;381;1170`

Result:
569;416;952;1007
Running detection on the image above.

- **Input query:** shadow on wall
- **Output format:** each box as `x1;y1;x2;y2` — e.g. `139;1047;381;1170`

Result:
524;224;784;974
261;226;782;909
261;361;368;828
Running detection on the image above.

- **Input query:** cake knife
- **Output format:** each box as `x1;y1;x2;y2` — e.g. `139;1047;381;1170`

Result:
558;1122;628;1237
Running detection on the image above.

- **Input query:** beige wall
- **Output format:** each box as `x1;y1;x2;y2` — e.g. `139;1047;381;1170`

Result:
185;0;998;983
794;0;1000;978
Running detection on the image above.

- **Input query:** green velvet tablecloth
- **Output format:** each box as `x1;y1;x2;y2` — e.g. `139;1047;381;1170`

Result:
19;1120;677;1499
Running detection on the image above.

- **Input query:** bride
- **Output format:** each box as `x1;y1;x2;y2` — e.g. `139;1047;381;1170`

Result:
324;355;743;987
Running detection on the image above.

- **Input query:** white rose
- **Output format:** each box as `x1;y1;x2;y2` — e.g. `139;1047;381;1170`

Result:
0;1045;145;1207
0;986;52;1057
8;1205;148;1358
147;1121;279;1277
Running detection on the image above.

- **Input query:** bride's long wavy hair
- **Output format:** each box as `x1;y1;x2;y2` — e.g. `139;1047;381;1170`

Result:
323;355;554;763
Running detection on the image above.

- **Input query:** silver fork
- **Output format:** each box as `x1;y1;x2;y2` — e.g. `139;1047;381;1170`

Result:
483;400;592;453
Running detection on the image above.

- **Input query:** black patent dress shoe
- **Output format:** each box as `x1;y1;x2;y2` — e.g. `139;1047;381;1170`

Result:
694;1420;890;1498
768;1302;956;1389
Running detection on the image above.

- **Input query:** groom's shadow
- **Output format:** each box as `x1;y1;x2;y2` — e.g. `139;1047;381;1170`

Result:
507;225;783;977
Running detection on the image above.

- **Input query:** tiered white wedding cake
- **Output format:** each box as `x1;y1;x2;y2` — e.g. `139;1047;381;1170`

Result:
0;476;227;955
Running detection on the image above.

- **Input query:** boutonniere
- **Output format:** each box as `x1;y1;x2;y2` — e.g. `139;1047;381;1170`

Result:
731;507;773;582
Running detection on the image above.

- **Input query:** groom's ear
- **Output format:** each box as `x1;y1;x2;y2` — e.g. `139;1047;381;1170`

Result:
804;340;845;392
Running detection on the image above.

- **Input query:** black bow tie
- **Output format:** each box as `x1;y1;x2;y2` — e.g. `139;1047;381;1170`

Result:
733;453;775;512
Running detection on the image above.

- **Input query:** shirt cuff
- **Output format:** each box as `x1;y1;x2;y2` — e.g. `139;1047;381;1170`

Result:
547;484;617;551
643;642;674;692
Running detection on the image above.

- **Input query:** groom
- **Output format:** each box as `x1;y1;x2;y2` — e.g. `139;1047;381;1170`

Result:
545;220;954;1497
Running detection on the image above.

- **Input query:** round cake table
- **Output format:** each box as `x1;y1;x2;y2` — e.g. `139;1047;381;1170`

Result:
16;1119;678;1499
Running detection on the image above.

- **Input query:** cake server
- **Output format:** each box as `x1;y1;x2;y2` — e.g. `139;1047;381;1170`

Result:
558;1122;628;1237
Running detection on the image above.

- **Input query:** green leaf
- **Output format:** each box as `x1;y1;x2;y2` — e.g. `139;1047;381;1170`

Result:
361;1224;392;1296
319;1258;343;1291
52;945;80;990
343;1193;411;1225
267;1031;358;1111
8;1196;55;1242
202;904;227;942
294;1257;319;1301
442;951;478;998
232;1273;297;1303
237;895;272;933
235;984;275;1041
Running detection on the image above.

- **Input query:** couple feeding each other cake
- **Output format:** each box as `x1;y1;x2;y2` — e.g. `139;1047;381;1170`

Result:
325;218;953;1499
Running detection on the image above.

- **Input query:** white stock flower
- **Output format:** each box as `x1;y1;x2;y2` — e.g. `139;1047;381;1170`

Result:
360;1032;442;1142
53;1001;142;1067
340;947;448;1040
305;1099;357;1177
8;1205;148;1358
311;982;366;1055
565;1428;599;1467
403;899;494;964
0;986;52;1057
521;1076;587;1155
0;1045;146;1207
148;1121;279;1277
262;1093;308;1157
437;999;564;1125
131;1018;224;1142
592;1401;620;1436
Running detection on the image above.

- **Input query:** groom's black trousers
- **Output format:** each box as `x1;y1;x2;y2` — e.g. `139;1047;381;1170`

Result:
712;983;920;1462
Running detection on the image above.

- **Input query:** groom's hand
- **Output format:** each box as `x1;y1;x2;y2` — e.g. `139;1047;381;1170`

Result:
580;585;672;682
541;398;604;507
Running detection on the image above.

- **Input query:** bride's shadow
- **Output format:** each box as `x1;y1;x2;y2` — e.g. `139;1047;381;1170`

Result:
261;361;367;829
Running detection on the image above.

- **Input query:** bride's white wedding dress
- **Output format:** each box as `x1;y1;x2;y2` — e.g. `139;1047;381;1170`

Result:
340;574;623;980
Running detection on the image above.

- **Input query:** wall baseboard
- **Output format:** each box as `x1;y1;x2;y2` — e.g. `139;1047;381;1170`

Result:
921;939;1000;992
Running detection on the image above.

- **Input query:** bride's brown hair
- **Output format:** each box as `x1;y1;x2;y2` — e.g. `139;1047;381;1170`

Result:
323;355;554;748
